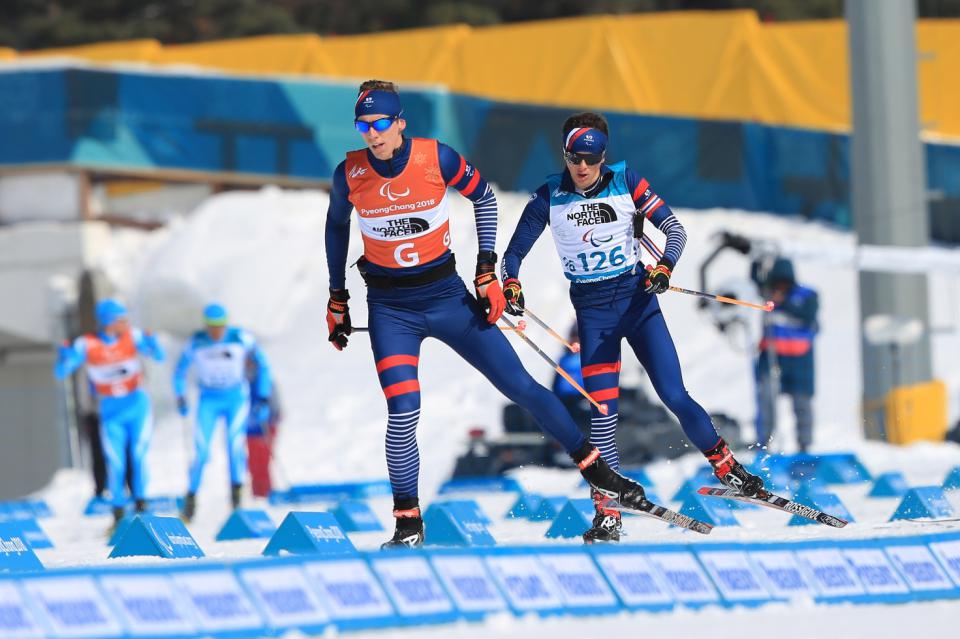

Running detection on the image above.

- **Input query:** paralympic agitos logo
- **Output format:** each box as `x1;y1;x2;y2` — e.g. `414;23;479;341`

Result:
566;202;616;226
371;217;430;237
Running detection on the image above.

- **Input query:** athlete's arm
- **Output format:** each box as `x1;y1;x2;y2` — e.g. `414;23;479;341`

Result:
53;336;87;380
172;338;196;398
438;143;497;254
132;328;165;362
325;161;354;290
626;168;687;269
242;332;273;398
501;184;551;280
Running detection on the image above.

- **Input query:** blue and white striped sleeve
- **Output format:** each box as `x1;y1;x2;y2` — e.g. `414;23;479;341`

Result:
438;142;497;253
626;168;686;269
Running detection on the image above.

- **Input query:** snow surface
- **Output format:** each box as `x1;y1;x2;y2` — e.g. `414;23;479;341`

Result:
33;186;960;635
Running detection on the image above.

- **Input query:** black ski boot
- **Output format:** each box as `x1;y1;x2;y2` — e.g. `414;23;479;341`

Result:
134;499;147;514
572;444;647;510
230;484;242;510
705;439;764;497
582;488;622;544
181;492;196;523
381;498;425;549
106;506;125;536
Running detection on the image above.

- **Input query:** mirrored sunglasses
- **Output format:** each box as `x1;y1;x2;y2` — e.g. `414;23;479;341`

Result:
354;116;398;133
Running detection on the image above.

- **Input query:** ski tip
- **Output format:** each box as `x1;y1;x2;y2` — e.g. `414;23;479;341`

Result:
599;403;609;416
823;515;849;528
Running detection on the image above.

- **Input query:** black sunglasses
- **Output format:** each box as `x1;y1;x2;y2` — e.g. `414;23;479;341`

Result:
563;150;604;166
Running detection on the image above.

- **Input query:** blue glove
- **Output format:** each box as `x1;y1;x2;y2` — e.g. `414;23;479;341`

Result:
176;396;189;417
251;398;271;424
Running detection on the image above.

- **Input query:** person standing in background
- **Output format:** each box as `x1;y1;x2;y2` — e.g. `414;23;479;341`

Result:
245;358;281;498
751;257;818;453
173;303;272;521
54;299;165;531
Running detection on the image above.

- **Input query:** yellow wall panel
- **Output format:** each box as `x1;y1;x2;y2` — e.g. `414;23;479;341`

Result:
605;11;758;119
21;39;161;62
918;21;960;138
156;34;323;74
458;16;633;108
309;25;470;85
751;20;849;131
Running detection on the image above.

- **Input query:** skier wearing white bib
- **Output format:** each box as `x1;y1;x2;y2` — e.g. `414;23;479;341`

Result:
173;303;272;520
502;112;763;543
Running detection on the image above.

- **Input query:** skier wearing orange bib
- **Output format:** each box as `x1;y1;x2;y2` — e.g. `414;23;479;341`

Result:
54;299;165;527
324;80;651;548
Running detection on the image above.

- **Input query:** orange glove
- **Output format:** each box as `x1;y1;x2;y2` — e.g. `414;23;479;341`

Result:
474;251;505;323
326;288;352;350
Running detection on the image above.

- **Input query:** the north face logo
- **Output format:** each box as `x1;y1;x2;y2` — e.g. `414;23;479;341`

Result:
371;217;429;237
567;202;616;226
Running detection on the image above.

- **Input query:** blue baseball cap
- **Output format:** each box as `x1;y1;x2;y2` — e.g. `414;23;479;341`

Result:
355;89;403;119
203;303;228;326
563;127;607;154
95;299;127;327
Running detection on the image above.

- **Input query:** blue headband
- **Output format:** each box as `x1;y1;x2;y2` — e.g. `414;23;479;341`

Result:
563;127;607;154
355;89;402;119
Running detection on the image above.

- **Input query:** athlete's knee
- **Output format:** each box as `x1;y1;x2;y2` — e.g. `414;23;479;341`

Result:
658;386;696;412
386;392;421;417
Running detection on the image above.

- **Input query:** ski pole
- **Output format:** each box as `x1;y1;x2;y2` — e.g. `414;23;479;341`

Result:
500;315;609;415
640;233;774;312
668;286;774;312
522;307;581;353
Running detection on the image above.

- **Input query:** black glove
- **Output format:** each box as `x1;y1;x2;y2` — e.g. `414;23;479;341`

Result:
474;251;505;323
502;277;525;316
326;288;352;350
644;260;672;295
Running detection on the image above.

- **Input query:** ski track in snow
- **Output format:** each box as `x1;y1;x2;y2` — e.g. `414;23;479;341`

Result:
31;186;960;634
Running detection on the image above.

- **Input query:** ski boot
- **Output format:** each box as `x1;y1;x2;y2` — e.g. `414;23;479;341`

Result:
573;444;647;511
134;499;147;514
582;487;622;544
181;492;196;523
705;439;764;497
230;484;242;510
381;498;425;549
106;506;125;537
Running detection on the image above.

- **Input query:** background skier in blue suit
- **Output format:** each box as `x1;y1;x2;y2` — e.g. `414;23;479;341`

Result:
54;298;165;529
173;303;272;521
